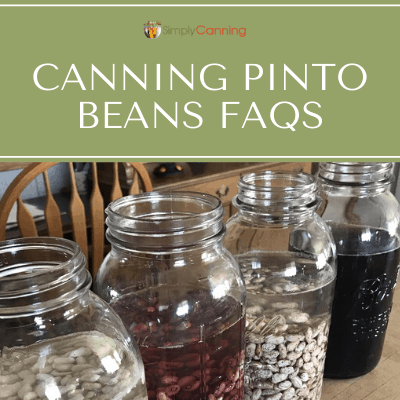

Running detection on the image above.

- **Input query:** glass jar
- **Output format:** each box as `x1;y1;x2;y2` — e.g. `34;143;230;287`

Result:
0;237;147;400
224;171;336;400
94;192;246;400
317;162;400;378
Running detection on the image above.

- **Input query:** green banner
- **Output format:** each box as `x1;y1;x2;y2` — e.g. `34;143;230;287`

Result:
0;4;399;159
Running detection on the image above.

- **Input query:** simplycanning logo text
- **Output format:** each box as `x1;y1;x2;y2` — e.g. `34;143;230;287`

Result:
163;25;247;37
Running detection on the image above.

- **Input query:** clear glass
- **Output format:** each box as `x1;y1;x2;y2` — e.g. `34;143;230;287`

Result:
317;162;400;378
0;237;147;400
224;171;336;400
94;192;246;400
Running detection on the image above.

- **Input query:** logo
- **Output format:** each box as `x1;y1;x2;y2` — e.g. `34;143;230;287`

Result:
144;21;161;39
162;25;247;38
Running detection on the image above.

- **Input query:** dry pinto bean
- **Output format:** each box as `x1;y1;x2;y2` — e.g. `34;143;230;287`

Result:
278;344;287;359
277;360;291;368
265;336;285;346
262;343;277;353
277;380;292;390
267;393;283;400
286;342;300;353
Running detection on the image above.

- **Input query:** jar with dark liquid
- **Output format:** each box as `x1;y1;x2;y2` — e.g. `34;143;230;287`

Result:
317;162;400;378
94;192;246;400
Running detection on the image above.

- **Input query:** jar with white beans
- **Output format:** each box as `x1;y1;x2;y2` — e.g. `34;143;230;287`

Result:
224;171;337;400
0;237;148;400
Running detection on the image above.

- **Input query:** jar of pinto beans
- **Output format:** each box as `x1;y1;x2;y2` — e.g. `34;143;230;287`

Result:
95;192;247;400
224;171;337;400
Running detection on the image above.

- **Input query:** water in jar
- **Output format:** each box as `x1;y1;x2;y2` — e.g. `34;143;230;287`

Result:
238;251;335;400
0;331;147;400
111;286;246;400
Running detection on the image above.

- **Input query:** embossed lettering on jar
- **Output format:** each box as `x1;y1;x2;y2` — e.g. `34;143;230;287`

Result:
0;237;147;400
224;171;337;400
317;162;400;378
94;192;246;400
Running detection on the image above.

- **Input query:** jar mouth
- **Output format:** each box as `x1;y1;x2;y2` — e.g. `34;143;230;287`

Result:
106;192;225;250
236;171;318;210
0;237;90;316
0;237;81;280
318;162;393;184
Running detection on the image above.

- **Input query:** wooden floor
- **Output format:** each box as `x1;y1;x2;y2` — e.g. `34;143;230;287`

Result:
322;288;400;400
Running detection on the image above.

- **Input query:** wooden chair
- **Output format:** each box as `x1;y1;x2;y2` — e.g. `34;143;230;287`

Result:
0;162;153;277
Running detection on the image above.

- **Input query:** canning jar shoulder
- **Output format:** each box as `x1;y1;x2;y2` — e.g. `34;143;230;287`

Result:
95;244;245;305
318;189;400;234
225;210;335;261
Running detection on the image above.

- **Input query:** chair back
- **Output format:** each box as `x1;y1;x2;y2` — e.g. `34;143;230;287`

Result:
0;162;153;277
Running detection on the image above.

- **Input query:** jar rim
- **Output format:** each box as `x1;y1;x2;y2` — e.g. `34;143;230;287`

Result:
106;192;225;250
0;237;82;282
233;171;319;222
0;237;89;316
238;171;316;197
108;191;222;225
318;162;393;184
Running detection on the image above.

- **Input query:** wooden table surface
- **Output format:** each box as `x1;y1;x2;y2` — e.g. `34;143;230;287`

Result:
321;289;400;400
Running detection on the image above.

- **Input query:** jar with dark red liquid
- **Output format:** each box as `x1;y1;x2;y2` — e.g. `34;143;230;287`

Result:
317;162;400;378
94;192;246;400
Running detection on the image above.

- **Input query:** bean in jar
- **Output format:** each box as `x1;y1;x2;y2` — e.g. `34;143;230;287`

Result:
241;253;334;400
112;288;245;400
224;172;337;400
1;332;144;400
0;238;148;400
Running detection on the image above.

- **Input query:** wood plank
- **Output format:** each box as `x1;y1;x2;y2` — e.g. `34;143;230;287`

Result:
223;204;230;223
90;163;105;278
181;175;239;206
68;162;88;261
43;170;63;237
110;162;123;201
128;169;140;195
17;197;38;237
0;162;32;172
149;162;311;191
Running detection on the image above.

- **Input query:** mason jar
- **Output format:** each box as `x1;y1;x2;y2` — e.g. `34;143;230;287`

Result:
317;162;400;378
224;171;336;400
0;237;147;400
94;192;246;400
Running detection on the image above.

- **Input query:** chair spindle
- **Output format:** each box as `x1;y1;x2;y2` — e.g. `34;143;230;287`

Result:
110;162;123;201
17;197;38;237
43;171;63;238
68;162;89;261
90;163;105;277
